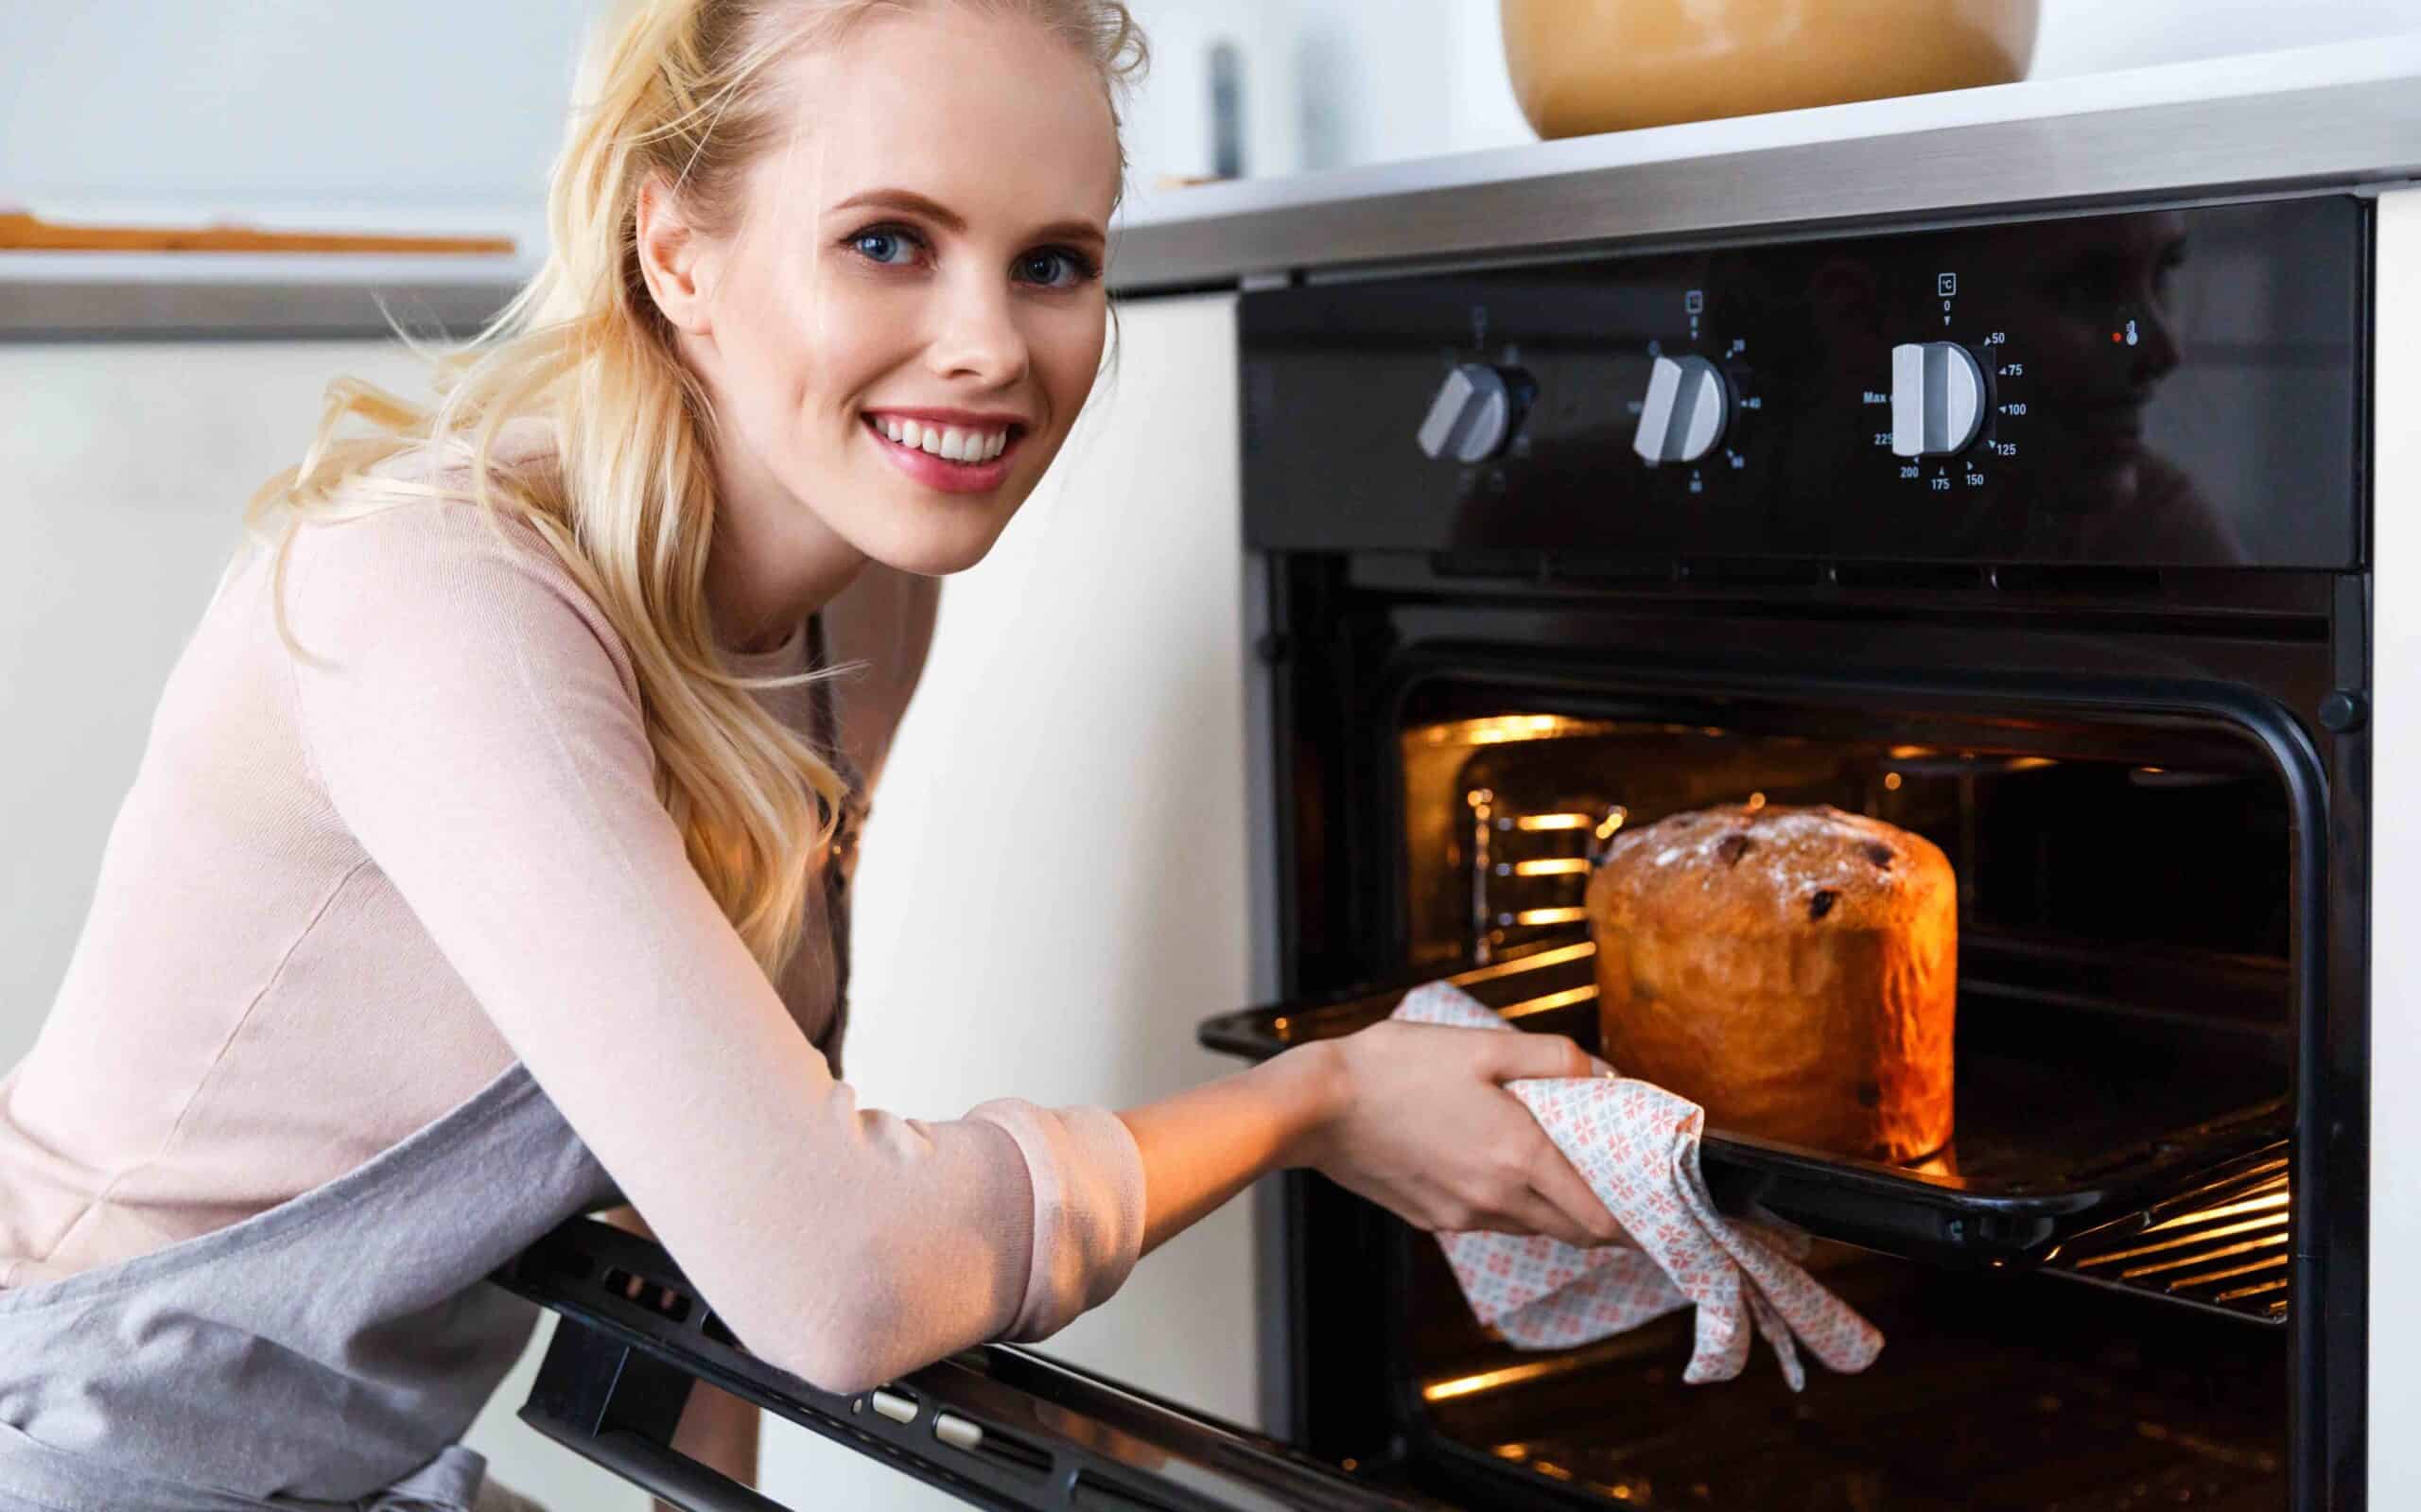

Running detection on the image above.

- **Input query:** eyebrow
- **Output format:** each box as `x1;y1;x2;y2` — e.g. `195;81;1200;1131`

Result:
827;187;1106;251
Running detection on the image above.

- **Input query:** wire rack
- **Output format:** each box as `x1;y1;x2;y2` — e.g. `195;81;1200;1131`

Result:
1466;792;1624;964
2041;1143;2291;1323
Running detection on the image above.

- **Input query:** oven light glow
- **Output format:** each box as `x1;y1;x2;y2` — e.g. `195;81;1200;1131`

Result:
1513;906;1590;926
1454;940;1596;986
1884;772;1904;791
1746;791;1768;810
1889;744;1936;759
1516;813;1592;831
1500;983;1597;1020
1512;858;1592;877
1424;1361;1569;1401
1594;807;1628;841
1427;715;1604;746
2008;756;2058;771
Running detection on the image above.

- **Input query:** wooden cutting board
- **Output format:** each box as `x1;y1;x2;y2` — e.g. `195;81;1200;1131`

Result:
0;210;514;255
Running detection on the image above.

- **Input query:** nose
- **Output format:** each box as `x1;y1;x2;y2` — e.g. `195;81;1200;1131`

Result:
925;268;1030;390
2129;303;2182;383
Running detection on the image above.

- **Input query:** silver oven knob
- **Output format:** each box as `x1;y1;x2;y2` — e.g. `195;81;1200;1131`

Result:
1890;341;1987;457
1417;363;1515;462
1631;355;1727;465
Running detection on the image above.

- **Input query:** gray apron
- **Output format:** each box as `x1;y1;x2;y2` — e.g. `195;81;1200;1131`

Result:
0;620;863;1512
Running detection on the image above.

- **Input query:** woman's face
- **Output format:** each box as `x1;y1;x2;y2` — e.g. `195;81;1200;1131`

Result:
665;6;1121;580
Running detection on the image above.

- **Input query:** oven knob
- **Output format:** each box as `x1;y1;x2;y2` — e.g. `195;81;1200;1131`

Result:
1417;362;1521;462
1890;341;1987;457
1631;355;1728;465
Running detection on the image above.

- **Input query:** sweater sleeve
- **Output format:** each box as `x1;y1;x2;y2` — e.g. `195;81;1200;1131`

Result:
280;504;1143;1391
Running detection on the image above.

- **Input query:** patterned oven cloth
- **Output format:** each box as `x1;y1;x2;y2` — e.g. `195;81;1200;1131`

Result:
1394;982;1886;1390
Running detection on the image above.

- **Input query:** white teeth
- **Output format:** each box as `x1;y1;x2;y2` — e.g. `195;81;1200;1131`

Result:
871;416;1012;463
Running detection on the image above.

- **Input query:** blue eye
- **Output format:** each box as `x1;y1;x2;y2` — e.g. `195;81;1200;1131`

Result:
849;227;919;265
1018;248;1096;288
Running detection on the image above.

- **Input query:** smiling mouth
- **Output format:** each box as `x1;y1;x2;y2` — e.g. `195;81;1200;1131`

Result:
862;413;1024;465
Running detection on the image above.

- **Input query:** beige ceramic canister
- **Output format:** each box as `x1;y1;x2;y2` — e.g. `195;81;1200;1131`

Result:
1501;0;2039;138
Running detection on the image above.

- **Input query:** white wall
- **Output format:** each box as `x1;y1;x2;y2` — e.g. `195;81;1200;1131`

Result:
11;1;2421;237
0;1;589;242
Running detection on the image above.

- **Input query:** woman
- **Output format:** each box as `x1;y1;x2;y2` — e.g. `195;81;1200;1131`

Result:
0;2;1621;1506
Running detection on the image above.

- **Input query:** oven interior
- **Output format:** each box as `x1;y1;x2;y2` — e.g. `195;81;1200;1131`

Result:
1213;680;2307;1509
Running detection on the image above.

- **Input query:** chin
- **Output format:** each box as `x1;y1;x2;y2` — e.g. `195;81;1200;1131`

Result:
862;516;1013;578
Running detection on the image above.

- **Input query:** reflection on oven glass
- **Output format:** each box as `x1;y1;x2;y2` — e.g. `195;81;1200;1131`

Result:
1714;212;2241;562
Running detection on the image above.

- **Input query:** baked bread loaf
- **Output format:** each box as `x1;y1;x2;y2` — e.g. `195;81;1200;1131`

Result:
1585;804;1956;1162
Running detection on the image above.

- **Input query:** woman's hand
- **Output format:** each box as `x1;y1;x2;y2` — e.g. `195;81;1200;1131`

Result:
1285;1023;1627;1248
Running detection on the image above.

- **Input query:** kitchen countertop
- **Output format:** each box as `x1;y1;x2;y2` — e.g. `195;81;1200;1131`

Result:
1105;32;2421;292
9;34;2421;336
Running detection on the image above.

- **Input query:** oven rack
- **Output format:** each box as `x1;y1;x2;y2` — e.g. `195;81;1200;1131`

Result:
2040;1142;2291;1324
1198;942;2290;1272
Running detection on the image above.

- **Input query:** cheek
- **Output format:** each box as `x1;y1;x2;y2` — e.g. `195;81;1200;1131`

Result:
732;271;903;426
1035;302;1109;419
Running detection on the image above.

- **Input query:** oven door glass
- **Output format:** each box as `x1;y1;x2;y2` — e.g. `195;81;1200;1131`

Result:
1202;676;2310;1508
496;1216;1444;1512
1207;684;2302;1284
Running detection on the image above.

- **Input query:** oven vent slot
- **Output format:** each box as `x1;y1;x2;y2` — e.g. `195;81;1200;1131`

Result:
1986;564;2167;597
1829;561;1992;592
1677;557;1827;589
1432;547;1545;582
2042;1143;2290;1324
1071;1479;1189;1512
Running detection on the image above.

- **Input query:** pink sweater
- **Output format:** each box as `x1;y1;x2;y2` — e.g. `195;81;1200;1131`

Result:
0;433;1145;1394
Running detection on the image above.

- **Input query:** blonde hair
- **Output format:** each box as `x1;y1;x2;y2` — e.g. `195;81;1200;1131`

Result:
245;0;1148;982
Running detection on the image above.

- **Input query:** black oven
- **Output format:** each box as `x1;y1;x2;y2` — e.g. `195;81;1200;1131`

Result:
500;192;2372;1510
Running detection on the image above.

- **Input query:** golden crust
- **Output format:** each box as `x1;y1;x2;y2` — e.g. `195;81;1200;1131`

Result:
1587;804;1956;1162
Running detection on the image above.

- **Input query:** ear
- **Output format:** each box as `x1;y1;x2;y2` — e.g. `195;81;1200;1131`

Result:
635;174;716;337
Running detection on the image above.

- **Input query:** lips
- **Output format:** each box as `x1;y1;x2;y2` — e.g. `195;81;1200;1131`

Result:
861;412;1024;495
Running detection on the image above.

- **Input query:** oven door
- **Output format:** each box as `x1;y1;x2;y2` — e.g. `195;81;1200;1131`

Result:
496;1217;1442;1512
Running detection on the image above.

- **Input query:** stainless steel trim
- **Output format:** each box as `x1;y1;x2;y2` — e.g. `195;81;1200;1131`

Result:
0;278;518;339
2370;182;2421;1512
1109;74;2421;292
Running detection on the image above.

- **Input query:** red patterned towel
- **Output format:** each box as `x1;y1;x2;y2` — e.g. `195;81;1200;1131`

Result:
1394;981;1885;1390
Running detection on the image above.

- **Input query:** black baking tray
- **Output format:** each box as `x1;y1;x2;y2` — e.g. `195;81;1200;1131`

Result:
1196;941;2290;1264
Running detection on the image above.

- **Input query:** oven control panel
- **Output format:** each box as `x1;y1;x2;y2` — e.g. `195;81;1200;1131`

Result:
1240;197;2363;568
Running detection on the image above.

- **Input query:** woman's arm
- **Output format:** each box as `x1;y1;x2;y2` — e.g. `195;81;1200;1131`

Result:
284;508;1139;1396
1114;1043;1338;1258
1121;1027;1624;1258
